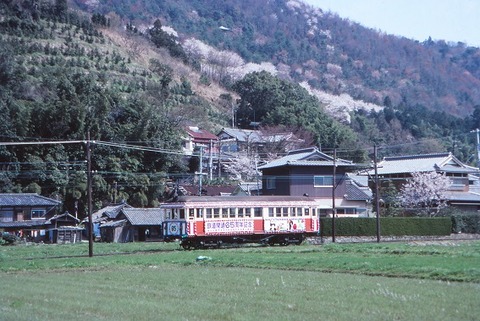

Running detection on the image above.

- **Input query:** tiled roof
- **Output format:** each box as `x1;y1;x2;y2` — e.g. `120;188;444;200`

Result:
373;153;478;175
45;212;80;224
186;126;218;141
0;219;46;228
258;147;353;170
100;219;128;228
444;191;480;203
121;208;164;226
0;193;61;207
181;185;236;196
345;181;372;201
218;128;262;142
88;203;132;222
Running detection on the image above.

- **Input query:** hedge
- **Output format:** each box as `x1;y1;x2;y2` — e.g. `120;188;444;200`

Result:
320;217;452;237
451;214;480;234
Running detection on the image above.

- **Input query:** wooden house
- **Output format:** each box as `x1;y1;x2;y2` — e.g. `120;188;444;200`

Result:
100;208;166;242
0;193;61;241
368;152;480;211
258;148;371;217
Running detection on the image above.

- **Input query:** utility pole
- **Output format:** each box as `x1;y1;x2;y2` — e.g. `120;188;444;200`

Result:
198;146;204;196
209;140;213;181
374;144;381;243
471;129;480;168
86;132;94;257
331;148;336;243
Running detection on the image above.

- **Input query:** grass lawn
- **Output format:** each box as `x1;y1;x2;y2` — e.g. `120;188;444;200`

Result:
0;241;479;320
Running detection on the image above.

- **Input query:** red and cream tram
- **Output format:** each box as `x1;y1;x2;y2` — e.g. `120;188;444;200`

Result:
161;196;320;249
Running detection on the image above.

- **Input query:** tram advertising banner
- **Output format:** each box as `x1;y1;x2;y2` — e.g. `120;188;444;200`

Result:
264;218;306;233
205;219;254;234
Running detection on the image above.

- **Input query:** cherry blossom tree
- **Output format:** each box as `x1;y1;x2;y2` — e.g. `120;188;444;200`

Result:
223;152;261;182
400;171;451;216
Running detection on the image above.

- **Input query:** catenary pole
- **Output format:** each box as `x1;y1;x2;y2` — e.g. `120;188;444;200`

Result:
374;144;381;242
86;133;94;257
331;148;336;243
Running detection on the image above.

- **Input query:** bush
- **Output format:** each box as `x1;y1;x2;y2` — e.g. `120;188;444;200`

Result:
320;217;452;237
1;232;19;245
451;214;480;234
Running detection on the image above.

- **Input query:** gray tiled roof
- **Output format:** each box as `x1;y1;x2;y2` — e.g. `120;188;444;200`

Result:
258;147;353;170
121;208;164;226
0;193;61;207
218;128;262;142
345;182;372;201
0;219;46;228
373;153;478;175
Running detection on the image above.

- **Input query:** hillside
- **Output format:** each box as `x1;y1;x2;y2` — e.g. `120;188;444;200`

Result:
2;0;480;213
74;0;480;118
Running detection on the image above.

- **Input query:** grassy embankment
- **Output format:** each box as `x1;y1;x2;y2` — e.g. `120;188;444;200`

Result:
1;241;479;321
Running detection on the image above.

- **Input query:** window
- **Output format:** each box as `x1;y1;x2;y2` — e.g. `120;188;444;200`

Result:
221;208;228;218
266;177;276;189
0;209;13;222
206;208;213;219
254;207;262;217
229;208;236;218
314;176;334;186
268;208;274;217
283;207;289;217
238;208;244;218
337;208;356;215
189;209;195;219
297;207;303;217
214;208;220;218
31;209;46;219
290;207;296;217
245;208;252;217
197;208;203;218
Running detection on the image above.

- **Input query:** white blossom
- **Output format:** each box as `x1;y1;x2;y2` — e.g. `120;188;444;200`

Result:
400;171;451;216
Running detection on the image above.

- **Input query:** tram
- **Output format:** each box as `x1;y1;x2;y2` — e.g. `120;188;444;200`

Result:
160;196;320;249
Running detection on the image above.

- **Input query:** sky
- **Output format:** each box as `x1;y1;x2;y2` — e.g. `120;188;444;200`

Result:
303;0;480;47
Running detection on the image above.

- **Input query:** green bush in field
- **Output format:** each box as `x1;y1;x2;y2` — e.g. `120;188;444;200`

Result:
320;217;452;237
1;233;19;245
451;213;480;234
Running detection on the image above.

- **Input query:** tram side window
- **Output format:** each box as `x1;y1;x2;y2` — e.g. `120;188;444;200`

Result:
179;209;185;219
297;208;303;217
214;208;220;218
290;207;296;217
276;207;282;217
197;208;203;218
206;208;212;219
238;208;244;218
254;207;262;217
245;208;251;217
305;208;310;217
283;207;289;217
221;208;228;218
189;209;195;219
229;208;236;218
268;208;274;217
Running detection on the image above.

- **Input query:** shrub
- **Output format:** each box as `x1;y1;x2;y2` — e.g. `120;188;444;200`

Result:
1;232;19;245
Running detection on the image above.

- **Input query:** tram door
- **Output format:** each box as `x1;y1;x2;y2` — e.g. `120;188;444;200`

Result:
193;208;205;236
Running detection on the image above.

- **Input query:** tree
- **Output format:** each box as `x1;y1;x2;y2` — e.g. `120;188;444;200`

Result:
400;171;451;216
223;152;260;182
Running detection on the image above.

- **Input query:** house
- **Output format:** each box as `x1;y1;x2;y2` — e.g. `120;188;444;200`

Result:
217;128;302;157
85;202;132;239
183;126;218;156
0;193;61;241
45;212;83;243
258;148;371;217
368;152;480;211
99;208;166;242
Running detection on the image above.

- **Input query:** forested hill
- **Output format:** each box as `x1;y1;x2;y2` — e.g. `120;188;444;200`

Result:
2;0;480;213
74;0;480;118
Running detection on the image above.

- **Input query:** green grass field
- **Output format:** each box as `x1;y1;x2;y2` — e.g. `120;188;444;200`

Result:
1;241;479;321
